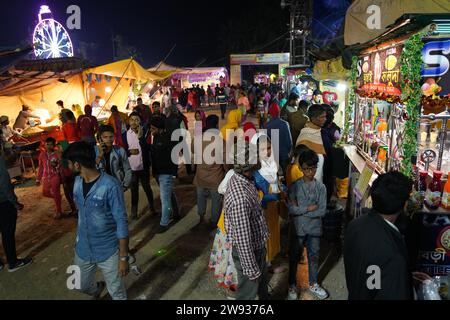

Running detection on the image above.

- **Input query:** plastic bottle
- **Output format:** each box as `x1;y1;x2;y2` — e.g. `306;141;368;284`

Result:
425;171;443;210
441;173;450;210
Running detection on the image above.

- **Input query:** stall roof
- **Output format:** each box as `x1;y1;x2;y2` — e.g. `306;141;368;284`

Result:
312;14;450;69
0;57;87;96
147;61;185;80
85;58;165;82
344;0;450;46
347;14;449;55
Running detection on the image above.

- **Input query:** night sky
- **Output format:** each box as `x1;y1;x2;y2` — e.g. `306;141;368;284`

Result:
0;0;350;68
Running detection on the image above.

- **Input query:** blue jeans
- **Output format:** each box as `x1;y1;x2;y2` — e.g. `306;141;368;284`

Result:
157;175;178;227
74;251;127;300
288;230;321;286
196;187;222;224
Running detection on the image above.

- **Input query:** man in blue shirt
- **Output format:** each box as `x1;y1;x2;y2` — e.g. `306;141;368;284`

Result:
63;141;130;300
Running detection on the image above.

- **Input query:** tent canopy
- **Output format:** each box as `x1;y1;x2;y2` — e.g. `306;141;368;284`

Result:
344;0;450;46
85;58;164;82
147;61;185;80
0;58;87;122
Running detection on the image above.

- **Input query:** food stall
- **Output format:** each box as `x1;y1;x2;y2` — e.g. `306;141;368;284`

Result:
343;18;450;290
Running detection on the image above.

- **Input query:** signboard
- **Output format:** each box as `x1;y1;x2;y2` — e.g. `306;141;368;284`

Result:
415;213;450;277
357;44;403;96
422;38;450;96
230;53;290;66
353;161;375;201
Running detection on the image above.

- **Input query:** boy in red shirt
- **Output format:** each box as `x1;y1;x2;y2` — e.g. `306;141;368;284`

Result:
36;137;63;219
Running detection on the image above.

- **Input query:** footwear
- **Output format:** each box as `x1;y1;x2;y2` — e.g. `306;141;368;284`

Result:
287;286;298;300
309;284;329;300
0;262;4;271
94;281;106;299
155;225;169;234
8;257;33;273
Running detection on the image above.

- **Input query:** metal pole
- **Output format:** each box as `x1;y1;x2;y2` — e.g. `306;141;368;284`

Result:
289;3;295;66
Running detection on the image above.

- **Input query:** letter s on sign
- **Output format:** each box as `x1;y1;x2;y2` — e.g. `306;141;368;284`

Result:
422;40;450;78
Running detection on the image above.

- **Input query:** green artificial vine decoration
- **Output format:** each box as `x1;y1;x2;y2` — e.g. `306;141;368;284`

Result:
341;56;358;143
399;32;425;178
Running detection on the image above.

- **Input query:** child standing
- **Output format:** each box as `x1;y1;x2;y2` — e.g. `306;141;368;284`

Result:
286;149;329;300
36;137;63;219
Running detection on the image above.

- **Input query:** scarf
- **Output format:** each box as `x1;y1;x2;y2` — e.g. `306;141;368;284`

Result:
296;121;326;155
259;155;280;194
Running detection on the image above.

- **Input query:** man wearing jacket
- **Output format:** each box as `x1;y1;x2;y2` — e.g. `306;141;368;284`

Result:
150;116;179;234
193;115;227;225
344;172;414;300
124;113;155;220
63;141;129;300
95;125;132;191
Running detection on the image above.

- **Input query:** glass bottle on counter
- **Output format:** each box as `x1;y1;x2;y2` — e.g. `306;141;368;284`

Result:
441;173;450;210
425;171;443;211
417;171;428;205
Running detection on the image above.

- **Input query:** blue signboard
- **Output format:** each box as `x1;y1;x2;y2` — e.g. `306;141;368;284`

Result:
422;38;450;95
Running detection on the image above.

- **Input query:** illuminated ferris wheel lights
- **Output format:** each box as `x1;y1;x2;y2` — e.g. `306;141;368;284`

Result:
33;6;74;59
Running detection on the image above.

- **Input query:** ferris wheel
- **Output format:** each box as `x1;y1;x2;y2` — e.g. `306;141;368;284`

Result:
33;5;74;59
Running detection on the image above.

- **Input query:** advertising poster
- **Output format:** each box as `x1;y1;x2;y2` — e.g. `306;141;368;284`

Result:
357;44;403;96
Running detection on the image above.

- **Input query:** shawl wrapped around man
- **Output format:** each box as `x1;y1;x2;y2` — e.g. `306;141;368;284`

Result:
296;121;326;155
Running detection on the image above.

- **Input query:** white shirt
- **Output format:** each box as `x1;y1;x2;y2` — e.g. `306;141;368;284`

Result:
127;129;143;171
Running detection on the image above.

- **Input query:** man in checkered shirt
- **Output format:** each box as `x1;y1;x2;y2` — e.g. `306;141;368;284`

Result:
224;142;270;300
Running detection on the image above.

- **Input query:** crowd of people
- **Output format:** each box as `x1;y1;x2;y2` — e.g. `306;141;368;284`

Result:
0;83;431;301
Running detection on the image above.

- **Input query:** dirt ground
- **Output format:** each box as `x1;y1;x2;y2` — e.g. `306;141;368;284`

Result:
0;108;348;300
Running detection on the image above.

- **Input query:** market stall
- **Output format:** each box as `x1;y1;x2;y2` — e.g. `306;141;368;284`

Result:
83;58;165;120
343;17;450;284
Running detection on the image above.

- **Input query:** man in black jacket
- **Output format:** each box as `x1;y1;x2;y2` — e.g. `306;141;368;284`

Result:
150;116;180;233
344;171;414;300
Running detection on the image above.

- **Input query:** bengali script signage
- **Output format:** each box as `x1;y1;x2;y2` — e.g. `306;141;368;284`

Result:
415;213;450;277
357;44;403;96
